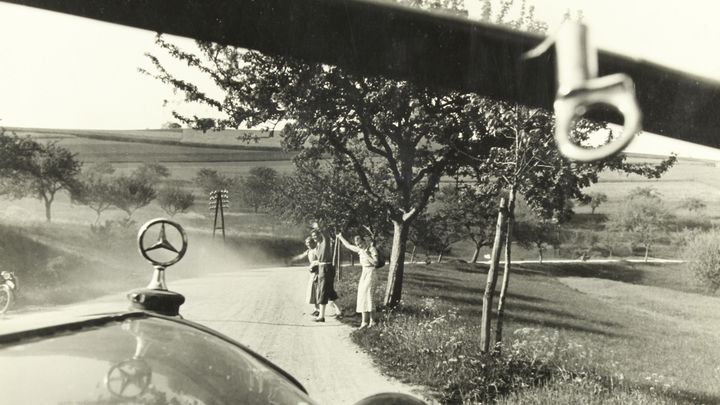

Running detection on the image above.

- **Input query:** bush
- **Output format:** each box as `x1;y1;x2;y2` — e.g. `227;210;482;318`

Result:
90;220;116;240
683;230;720;293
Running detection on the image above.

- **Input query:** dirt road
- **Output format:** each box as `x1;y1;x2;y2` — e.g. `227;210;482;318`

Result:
170;266;425;404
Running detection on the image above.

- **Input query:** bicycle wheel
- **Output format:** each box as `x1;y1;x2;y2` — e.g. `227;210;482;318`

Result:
0;285;13;314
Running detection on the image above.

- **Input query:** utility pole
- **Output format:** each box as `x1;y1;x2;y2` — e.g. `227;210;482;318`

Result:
209;189;229;240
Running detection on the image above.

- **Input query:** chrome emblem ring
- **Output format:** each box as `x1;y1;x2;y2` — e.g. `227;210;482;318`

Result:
137;218;188;268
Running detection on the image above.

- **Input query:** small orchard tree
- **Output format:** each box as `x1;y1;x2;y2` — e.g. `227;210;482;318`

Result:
583;192;608;215
683;230;720;293
74;162;117;225
456;185;499;263
111;175;157;225
515;217;560;263
680;197;706;213
194;168;237;195
239;166;278;213
409;214;440;263
133;162;170;184
158;186;195;217
423;212;462;263
610;196;670;262
432;184;497;263
628;186;661;200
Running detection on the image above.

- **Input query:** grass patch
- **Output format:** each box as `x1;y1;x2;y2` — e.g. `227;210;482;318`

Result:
334;262;720;404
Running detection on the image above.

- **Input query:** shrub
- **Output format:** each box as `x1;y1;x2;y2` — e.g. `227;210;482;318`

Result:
683;230;720;292
90;220;116;242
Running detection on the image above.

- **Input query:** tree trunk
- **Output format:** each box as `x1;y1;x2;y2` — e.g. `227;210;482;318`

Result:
44;197;53;222
383;220;410;307
410;245;417;264
333;236;342;281
436;251;443;263
495;189;515;347
644;244;649;262
538;248;543;264
470;244;480;263
480;197;507;353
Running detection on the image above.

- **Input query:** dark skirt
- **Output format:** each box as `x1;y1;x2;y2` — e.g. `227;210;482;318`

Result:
316;263;338;304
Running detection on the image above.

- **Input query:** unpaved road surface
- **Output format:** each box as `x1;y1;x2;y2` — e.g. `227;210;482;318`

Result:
172;266;425;404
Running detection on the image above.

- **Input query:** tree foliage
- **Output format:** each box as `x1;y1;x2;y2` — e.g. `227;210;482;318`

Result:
608;195;670;262
158;186;195;217
239;166;278;213
0;130;82;222
628;186;662;201
583;191;608;215
683;230;720;293
194;168;237;196
514;206;562;263
680;196;706;213
74;162;117;224
111;175;157;223
134;162;171;184
144;21;504;306
431;184;499;263
271;157;391;240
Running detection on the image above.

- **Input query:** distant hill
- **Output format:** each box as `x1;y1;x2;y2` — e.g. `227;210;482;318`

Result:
5;127;285;151
3;127;296;166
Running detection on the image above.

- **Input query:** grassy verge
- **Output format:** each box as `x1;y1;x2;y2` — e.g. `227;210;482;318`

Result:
334;262;720;404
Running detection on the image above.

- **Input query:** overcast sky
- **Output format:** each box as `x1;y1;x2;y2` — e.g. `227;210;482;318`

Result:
1;0;719;158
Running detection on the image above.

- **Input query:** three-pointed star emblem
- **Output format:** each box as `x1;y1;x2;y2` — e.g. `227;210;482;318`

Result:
145;223;179;254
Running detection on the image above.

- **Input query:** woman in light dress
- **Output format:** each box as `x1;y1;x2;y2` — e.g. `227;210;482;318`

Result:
291;237;320;316
336;233;378;328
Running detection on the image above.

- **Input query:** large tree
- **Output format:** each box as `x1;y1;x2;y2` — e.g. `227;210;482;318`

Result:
144;37;500;307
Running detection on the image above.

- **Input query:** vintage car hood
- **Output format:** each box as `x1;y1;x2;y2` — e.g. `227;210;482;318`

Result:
0;308;316;405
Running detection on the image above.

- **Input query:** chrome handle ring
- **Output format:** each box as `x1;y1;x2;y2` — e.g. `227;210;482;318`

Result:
555;74;642;162
137;218;188;268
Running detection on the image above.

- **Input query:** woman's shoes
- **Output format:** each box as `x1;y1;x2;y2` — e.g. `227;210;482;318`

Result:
313;317;325;322
358;323;368;329
311;310;320;317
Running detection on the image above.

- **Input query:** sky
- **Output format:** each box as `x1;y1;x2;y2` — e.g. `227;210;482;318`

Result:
1;0;720;158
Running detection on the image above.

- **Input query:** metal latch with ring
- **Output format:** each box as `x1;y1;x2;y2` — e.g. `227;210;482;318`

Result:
524;21;642;162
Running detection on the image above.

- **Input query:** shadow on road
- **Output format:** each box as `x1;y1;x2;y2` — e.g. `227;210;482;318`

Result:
192;319;346;328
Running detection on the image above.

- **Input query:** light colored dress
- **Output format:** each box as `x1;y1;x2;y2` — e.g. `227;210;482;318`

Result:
305;248;319;304
345;244;378;313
